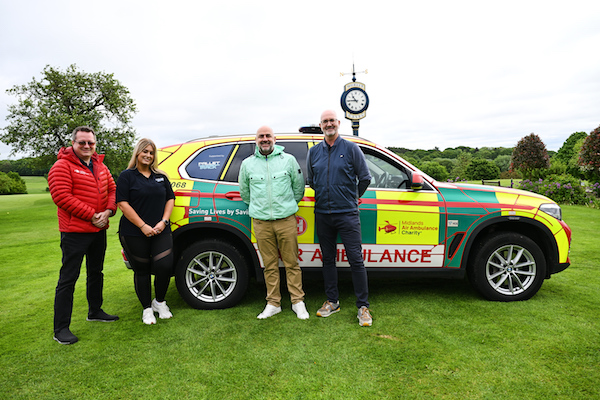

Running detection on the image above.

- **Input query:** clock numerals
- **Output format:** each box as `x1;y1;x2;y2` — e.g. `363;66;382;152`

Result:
343;89;368;113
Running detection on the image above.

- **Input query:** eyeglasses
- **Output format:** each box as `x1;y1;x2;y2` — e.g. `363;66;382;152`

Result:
321;119;337;124
76;141;96;146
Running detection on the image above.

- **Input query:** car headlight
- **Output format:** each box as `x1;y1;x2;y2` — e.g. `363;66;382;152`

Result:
539;203;562;221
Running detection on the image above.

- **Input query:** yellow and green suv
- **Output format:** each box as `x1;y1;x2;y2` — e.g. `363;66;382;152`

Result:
151;132;571;309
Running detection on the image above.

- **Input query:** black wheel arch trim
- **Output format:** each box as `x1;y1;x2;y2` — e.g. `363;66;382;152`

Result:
171;221;263;280
459;214;565;278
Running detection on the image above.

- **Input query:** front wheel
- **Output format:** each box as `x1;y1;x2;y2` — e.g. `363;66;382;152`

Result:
468;232;546;301
175;239;249;309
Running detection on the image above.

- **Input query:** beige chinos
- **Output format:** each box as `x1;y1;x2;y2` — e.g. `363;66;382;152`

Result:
253;215;304;307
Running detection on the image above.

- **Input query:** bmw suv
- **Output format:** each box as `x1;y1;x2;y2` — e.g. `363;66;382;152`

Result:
148;131;571;309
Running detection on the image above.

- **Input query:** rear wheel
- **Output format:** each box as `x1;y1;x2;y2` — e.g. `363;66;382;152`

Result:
175;239;249;309
468;232;546;301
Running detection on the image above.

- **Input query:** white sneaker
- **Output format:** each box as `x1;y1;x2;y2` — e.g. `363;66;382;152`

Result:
257;304;282;319
292;301;309;320
142;307;156;325
151;299;173;319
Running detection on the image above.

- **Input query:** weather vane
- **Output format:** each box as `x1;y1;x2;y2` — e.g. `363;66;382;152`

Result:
340;63;368;82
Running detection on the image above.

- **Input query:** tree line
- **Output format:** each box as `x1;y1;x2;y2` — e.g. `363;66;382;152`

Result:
388;145;516;182
389;127;600;186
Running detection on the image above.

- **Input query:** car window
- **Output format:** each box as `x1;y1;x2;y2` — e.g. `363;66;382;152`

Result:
278;141;309;182
223;143;255;182
362;149;410;189
185;144;233;180
221;141;309;184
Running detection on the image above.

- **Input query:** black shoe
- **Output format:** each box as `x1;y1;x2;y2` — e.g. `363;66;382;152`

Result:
53;328;79;345
87;309;119;322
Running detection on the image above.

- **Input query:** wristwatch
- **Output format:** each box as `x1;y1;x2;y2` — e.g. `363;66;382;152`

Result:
162;219;170;226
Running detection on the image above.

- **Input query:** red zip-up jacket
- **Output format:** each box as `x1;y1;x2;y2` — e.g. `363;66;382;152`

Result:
48;147;117;233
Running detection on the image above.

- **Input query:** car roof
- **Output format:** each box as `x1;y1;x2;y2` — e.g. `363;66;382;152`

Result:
181;132;376;145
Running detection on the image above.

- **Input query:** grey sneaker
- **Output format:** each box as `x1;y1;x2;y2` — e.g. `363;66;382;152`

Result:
316;300;340;317
357;306;372;327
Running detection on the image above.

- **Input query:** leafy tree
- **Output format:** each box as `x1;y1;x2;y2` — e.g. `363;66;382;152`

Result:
422;147;442;161
0;171;27;194
494;154;512;172
412;149;430;161
465;158;500;180
432;158;456;173
450;151;472;180
0;173;11;194
455;146;473;153
510;133;550;179
568;137;586;179
420;161;449;182
0;157;49;176
402;155;420;168
578;125;600;181
387;147;412;155
1;64;137;175
440;148;461;159
476;146;513;160
474;147;494;160
547;159;567;176
556;131;587;164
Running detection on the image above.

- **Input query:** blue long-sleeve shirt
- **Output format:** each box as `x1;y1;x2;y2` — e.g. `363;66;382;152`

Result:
307;136;372;214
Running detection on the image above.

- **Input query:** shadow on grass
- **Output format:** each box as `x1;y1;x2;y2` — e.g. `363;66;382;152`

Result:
167;269;479;314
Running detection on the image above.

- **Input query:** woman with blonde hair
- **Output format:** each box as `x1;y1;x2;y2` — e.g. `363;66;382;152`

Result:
116;138;176;325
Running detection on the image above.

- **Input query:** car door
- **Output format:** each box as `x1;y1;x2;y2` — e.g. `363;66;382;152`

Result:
217;139;314;267
358;146;447;269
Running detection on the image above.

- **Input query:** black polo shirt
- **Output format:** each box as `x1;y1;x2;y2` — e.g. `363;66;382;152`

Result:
116;168;175;237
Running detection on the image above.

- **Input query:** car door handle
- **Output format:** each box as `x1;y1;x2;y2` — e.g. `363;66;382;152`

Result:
225;191;242;201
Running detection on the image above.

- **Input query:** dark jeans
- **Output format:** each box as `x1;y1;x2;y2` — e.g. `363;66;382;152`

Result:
315;211;369;308
119;232;173;309
54;231;107;334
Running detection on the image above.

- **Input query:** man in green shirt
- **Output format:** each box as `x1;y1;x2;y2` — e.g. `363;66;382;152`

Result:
239;126;308;320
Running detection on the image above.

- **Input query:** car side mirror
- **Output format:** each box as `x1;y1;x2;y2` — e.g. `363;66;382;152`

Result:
411;173;424;190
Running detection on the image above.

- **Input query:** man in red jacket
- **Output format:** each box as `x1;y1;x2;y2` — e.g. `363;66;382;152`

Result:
48;126;119;345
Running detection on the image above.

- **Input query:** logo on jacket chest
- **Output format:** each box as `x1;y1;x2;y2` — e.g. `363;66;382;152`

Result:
73;168;91;176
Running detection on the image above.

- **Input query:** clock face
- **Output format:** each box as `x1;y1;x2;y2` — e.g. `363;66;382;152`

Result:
344;88;368;113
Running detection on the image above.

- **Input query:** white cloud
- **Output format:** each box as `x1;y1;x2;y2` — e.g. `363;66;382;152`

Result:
1;0;600;160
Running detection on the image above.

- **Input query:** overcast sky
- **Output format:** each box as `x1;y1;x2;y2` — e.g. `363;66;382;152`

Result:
1;0;599;160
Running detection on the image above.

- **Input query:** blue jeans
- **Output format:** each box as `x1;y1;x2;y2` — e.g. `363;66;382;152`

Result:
315;211;369;308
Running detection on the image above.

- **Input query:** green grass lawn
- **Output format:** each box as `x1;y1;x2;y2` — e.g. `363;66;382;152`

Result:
465;178;517;187
1;177;599;399
21;175;49;194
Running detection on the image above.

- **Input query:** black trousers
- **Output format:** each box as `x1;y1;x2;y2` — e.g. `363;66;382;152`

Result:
119;232;173;309
54;231;106;334
315;211;370;309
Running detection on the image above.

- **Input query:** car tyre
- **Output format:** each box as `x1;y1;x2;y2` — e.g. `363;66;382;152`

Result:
468;232;546;301
175;239;249;309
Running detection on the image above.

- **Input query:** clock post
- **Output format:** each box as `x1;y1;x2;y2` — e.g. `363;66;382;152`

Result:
340;64;368;136
351;120;360;136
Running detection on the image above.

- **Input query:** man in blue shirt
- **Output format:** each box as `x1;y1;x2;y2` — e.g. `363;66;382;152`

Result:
307;110;373;327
